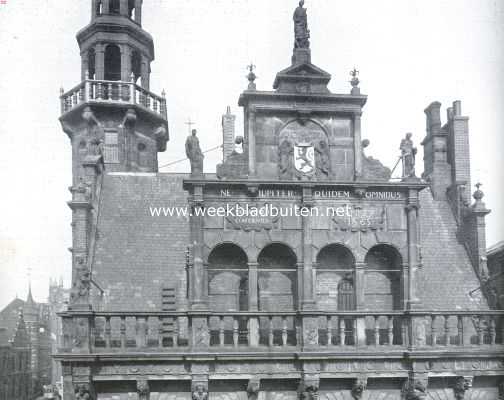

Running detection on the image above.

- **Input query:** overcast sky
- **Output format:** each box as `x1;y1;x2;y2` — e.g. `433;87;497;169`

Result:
0;0;503;309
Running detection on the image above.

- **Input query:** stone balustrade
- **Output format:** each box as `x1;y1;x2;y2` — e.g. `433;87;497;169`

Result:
60;78;167;119
59;310;504;354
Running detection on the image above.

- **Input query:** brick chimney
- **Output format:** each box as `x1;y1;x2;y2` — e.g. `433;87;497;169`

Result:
447;100;471;205
421;101;451;199
222;106;236;161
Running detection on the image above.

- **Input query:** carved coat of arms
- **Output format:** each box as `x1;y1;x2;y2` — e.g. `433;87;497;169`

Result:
294;142;315;176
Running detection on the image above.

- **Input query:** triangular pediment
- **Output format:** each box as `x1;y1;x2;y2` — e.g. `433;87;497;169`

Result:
273;62;332;93
276;62;331;79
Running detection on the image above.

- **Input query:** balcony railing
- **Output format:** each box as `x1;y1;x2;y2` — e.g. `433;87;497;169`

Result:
59;310;504;354
60;78;167;119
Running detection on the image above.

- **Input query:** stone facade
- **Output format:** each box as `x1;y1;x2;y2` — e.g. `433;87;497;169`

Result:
56;2;503;400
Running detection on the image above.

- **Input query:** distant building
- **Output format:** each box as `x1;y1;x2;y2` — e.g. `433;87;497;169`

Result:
0;281;68;398
0;309;31;400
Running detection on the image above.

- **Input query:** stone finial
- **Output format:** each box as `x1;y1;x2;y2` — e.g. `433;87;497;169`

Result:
162;89;166;98
130;72;135;82
247;63;257;90
473;183;484;202
60;87;65;96
350;67;360;95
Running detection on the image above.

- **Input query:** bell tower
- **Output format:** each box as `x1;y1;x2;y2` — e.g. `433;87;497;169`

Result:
60;0;169;180
59;1;169;311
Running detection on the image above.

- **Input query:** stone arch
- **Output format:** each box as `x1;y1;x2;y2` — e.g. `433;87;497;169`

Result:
364;244;402;310
315;244;356;311
276;118;330;144
207;243;248;311
87;48;96;79
257;243;298;311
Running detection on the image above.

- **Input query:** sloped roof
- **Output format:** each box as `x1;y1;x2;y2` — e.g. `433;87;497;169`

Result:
418;187;488;310
0;298;26;344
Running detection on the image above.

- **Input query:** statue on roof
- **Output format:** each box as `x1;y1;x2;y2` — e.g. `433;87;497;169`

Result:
294;0;310;49
185;129;204;175
400;133;417;179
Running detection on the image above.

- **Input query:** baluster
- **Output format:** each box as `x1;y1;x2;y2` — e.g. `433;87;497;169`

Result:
374;316;380;346
89;317;96;350
387;316;394;345
490;317;496;345
154;99;158;113
268;317;274;347
172;317;179;348
444;315;451;346
146;93;151;109
295;318;301;347
136;317;147;348
326;316;333;347
106;83;112;100
477;316;484;345
219;316;225;347
79;87;84;102
161;89;167;116
501;316;504;345
352;318;358;346
118;84;123;101
89;81;95;100
104;317;111;348
457;315;464;346
431;315;437;346
157;317;163;348
281;317;288;347
120;317;126;348
97;82;103;100
339;318;346;346
73;92;78;108
233;318;239;347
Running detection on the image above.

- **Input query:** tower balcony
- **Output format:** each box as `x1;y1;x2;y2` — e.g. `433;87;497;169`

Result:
59;76;167;122
58;309;504;359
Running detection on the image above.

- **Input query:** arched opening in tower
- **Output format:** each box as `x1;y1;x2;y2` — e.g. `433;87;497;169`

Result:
131;50;142;83
128;0;136;19
88;48;96;79
104;44;121;81
109;0;120;15
95;0;102;15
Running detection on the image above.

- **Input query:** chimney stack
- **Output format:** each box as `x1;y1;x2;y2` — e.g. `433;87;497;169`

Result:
222;106;236;161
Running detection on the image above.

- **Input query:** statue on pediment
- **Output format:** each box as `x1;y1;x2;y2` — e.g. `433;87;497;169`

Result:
294;0;310;49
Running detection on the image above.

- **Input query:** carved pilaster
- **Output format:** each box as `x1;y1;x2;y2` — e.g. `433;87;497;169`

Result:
499;379;504;400
191;316;210;348
191;380;209;400
351;376;367;400
247;107;257;177
402;375;428;400
453;376;472;400
247;378;260;400
406;189;421;309
74;382;94;400
302;186;315;308
137;380;150;400
298;378;319;400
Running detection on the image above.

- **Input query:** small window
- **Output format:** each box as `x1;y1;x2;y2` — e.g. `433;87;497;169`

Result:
88;48;96;79
128;0;136;18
